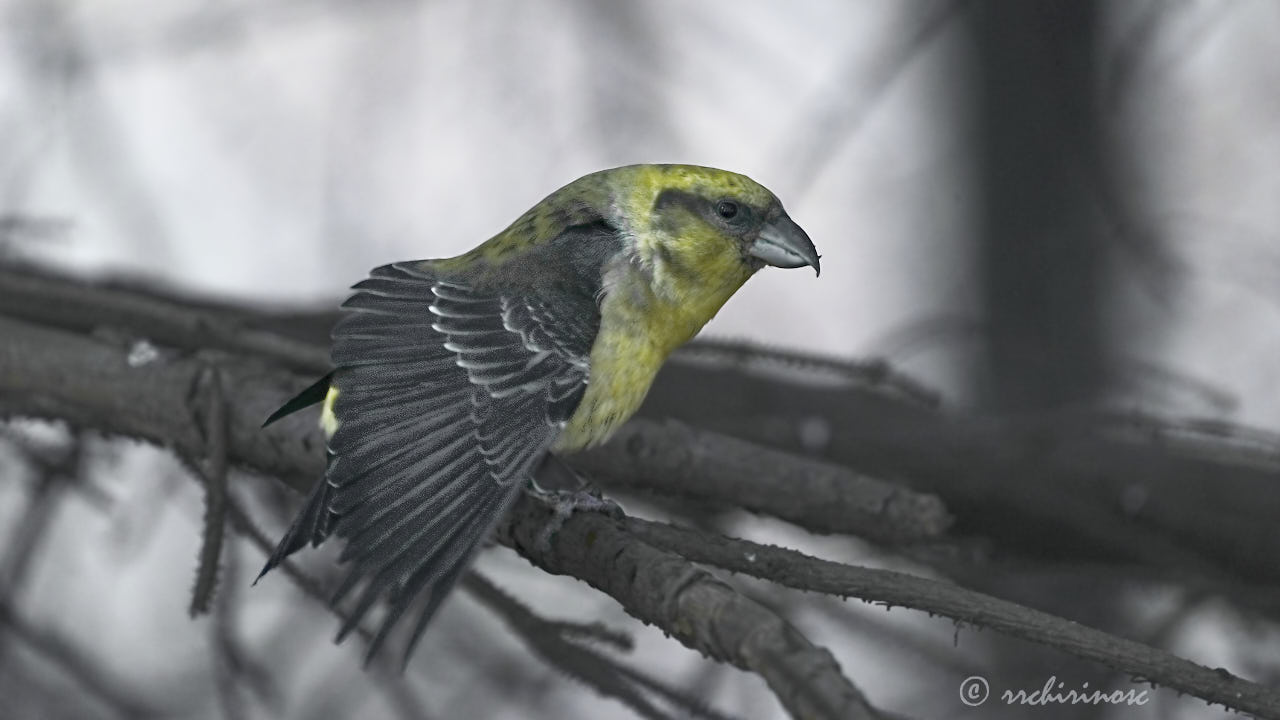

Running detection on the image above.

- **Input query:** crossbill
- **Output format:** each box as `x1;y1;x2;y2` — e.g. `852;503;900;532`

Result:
258;164;820;664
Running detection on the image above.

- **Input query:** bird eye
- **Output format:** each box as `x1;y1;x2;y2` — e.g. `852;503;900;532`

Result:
716;200;739;220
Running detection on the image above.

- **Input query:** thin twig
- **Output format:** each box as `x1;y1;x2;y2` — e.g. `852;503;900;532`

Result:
463;573;725;720
782;0;970;196
674;338;940;409
0;599;161;718
0;432;83;684
210;539;250;720
189;364;229;617
225;494;439;720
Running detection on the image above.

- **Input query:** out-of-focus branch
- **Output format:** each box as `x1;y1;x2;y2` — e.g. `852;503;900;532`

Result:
462;573;740;720
783;0;970;195
0;264;937;407
624;519;1280;719
0;314;881;720
5;266;1280;585
672;338;941;409
0;278;948;543
643;362;1280;587
0;263;329;373
0;600;162;718
209;542;266;720
4;217;1280;587
225;495;442;720
5;265;1280;716
0;432;87;690
0;314;326;492
0;433;84;591
569;418;950;543
0;215;73;247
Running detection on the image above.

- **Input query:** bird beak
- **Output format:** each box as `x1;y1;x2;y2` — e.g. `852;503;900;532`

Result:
749;214;821;276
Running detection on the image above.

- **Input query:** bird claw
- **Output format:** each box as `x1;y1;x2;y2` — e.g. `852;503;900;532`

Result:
526;486;624;553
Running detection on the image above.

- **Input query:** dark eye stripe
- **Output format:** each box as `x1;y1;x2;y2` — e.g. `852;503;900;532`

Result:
652;188;755;233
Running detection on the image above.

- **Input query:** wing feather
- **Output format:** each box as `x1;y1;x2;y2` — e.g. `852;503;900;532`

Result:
328;428;475;525
325;390;471;456
261;259;599;665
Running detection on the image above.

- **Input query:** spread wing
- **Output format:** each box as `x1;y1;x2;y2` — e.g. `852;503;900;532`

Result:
264;260;597;665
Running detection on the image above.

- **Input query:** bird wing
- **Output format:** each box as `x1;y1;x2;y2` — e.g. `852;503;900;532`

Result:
273;260;596;664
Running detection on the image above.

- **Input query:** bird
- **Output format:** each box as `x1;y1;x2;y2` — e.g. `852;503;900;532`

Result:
256;163;820;666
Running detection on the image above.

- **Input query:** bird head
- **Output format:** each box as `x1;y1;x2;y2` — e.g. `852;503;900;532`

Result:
582;163;821;348
445;164;819;346
607;164;820;284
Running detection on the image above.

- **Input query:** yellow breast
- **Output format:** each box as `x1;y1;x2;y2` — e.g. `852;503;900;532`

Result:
554;320;666;451
554;255;752;452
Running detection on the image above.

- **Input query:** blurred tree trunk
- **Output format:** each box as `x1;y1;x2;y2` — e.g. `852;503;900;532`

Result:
964;1;1114;545
972;0;1110;412
966;6;1129;717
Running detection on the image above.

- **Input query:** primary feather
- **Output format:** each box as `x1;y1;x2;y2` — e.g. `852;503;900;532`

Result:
257;164;819;666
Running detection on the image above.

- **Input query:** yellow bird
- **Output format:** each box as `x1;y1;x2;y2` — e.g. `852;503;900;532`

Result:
258;164;820;664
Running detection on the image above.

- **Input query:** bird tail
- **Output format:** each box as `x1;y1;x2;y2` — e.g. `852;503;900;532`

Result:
254;472;332;584
262;372;334;427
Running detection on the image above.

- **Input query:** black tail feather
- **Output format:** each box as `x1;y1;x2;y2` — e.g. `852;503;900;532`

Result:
254;475;332;584
262;372;334;428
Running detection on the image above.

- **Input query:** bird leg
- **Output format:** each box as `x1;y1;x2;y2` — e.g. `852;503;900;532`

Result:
527;454;624;552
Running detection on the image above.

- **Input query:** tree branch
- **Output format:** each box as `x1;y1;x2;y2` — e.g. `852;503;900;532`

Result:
4;266;1279;718
0;271;950;543
498;496;881;720
624;518;1280;718
0;313;882;720
568;418;950;543
8;263;1276;588
643;362;1280;587
0;263;329;373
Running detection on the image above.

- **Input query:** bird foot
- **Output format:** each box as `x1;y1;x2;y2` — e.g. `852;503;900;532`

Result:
526;486;624;553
